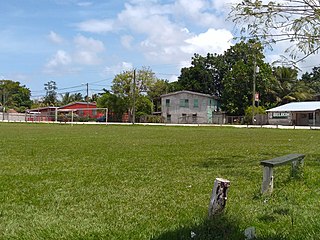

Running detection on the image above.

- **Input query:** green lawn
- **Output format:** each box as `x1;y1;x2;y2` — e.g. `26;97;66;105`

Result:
0;123;319;239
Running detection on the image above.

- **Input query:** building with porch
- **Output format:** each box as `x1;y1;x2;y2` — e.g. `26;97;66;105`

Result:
267;101;320;126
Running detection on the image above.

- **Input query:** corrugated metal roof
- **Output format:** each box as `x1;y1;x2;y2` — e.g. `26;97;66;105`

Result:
161;90;217;99
267;101;320;112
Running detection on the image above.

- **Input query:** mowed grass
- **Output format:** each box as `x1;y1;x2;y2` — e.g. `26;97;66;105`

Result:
0;123;319;239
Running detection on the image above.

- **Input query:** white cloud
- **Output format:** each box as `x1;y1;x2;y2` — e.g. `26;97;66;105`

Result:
77;1;93;7
46;50;71;68
121;35;134;49
48;31;64;44
74;34;105;52
74;1;234;70
73;51;100;65
182;28;233;55
44;50;74;74
103;62;133;76
76;19;114;33
73;35;105;65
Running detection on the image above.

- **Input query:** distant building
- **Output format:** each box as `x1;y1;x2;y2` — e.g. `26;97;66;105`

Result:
267;101;320;126
27;102;103;122
58;102;100;119
27;106;58;121
161;90;221;124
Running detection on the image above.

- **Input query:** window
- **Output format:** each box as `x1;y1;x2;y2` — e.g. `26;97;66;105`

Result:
180;113;187;123
92;110;97;116
167;114;171;123
193;99;199;108
192;113;197;123
79;110;84;116
180;99;189;108
202;100;206;107
309;113;314;120
165;99;170;107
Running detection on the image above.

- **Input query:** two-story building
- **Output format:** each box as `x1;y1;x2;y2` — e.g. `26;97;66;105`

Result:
161;90;220;124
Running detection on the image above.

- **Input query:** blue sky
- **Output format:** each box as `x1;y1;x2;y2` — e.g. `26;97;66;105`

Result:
1;0;319;99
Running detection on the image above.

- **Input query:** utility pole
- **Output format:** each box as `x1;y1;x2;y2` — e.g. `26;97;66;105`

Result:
252;57;256;125
86;83;89;118
132;69;136;124
1;81;4;121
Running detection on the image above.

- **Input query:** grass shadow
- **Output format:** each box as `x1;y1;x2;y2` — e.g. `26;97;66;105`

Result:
152;214;290;240
151;215;242;240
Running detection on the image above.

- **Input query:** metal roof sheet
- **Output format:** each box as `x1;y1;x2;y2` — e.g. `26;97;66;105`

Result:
266;101;320;112
161;90;217;99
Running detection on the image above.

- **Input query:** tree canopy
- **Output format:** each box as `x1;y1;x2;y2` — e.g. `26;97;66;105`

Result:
301;66;320;94
98;67;159;122
0;80;32;112
229;0;320;62
43;81;58;106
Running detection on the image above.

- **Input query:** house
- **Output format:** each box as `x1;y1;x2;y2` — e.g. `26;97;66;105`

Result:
266;101;320;126
161;90;220;124
58;102;101;119
27;102;104;122
27;106;58;121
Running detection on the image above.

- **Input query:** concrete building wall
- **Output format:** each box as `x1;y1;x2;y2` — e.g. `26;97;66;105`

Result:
161;91;218;124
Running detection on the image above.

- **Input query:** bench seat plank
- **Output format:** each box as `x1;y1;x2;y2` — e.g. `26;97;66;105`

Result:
260;154;305;167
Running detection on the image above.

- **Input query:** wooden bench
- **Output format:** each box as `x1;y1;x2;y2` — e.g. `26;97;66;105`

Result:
260;154;305;193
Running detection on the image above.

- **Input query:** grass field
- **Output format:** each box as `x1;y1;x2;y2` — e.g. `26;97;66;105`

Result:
0;123;319;239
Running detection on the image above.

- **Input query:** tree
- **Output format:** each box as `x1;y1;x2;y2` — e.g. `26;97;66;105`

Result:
221;40;274;115
230;0;320;62
111;67;157;120
43;81;57;106
61;92;83;105
178;53;225;97
301;66;320;94
0;80;32;112
177;40;276;115
97;91;127;122
270;66;314;105
147;79;169;112
135;95;153;120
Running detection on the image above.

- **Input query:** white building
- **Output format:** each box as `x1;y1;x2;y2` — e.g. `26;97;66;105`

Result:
267;101;320;126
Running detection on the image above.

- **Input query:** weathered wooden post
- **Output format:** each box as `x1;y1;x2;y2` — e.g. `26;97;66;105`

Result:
261;166;274;194
208;178;230;217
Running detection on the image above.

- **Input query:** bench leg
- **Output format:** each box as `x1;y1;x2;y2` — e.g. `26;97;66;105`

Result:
292;158;304;178
261;166;273;194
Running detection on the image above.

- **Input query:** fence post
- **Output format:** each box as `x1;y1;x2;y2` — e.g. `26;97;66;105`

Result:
208;178;230;217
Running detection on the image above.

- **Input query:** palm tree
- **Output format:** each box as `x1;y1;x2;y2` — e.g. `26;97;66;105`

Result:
271;66;314;105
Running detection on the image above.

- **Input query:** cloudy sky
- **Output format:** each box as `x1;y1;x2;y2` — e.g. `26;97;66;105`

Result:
1;0;318;99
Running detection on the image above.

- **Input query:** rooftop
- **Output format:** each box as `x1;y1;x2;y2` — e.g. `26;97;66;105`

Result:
267;101;320;112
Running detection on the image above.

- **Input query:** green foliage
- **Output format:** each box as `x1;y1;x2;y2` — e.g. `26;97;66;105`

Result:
97;91;128;122
221;40;275;115
301;66;320;94
270;66;314;105
244;105;266;124
178;53;224;97
147;79;169;112
0;80;32;112
60;92;83;105
111;67;158;120
135;95;153;120
1;124;320;239
178;40;275;115
43;81;58;106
